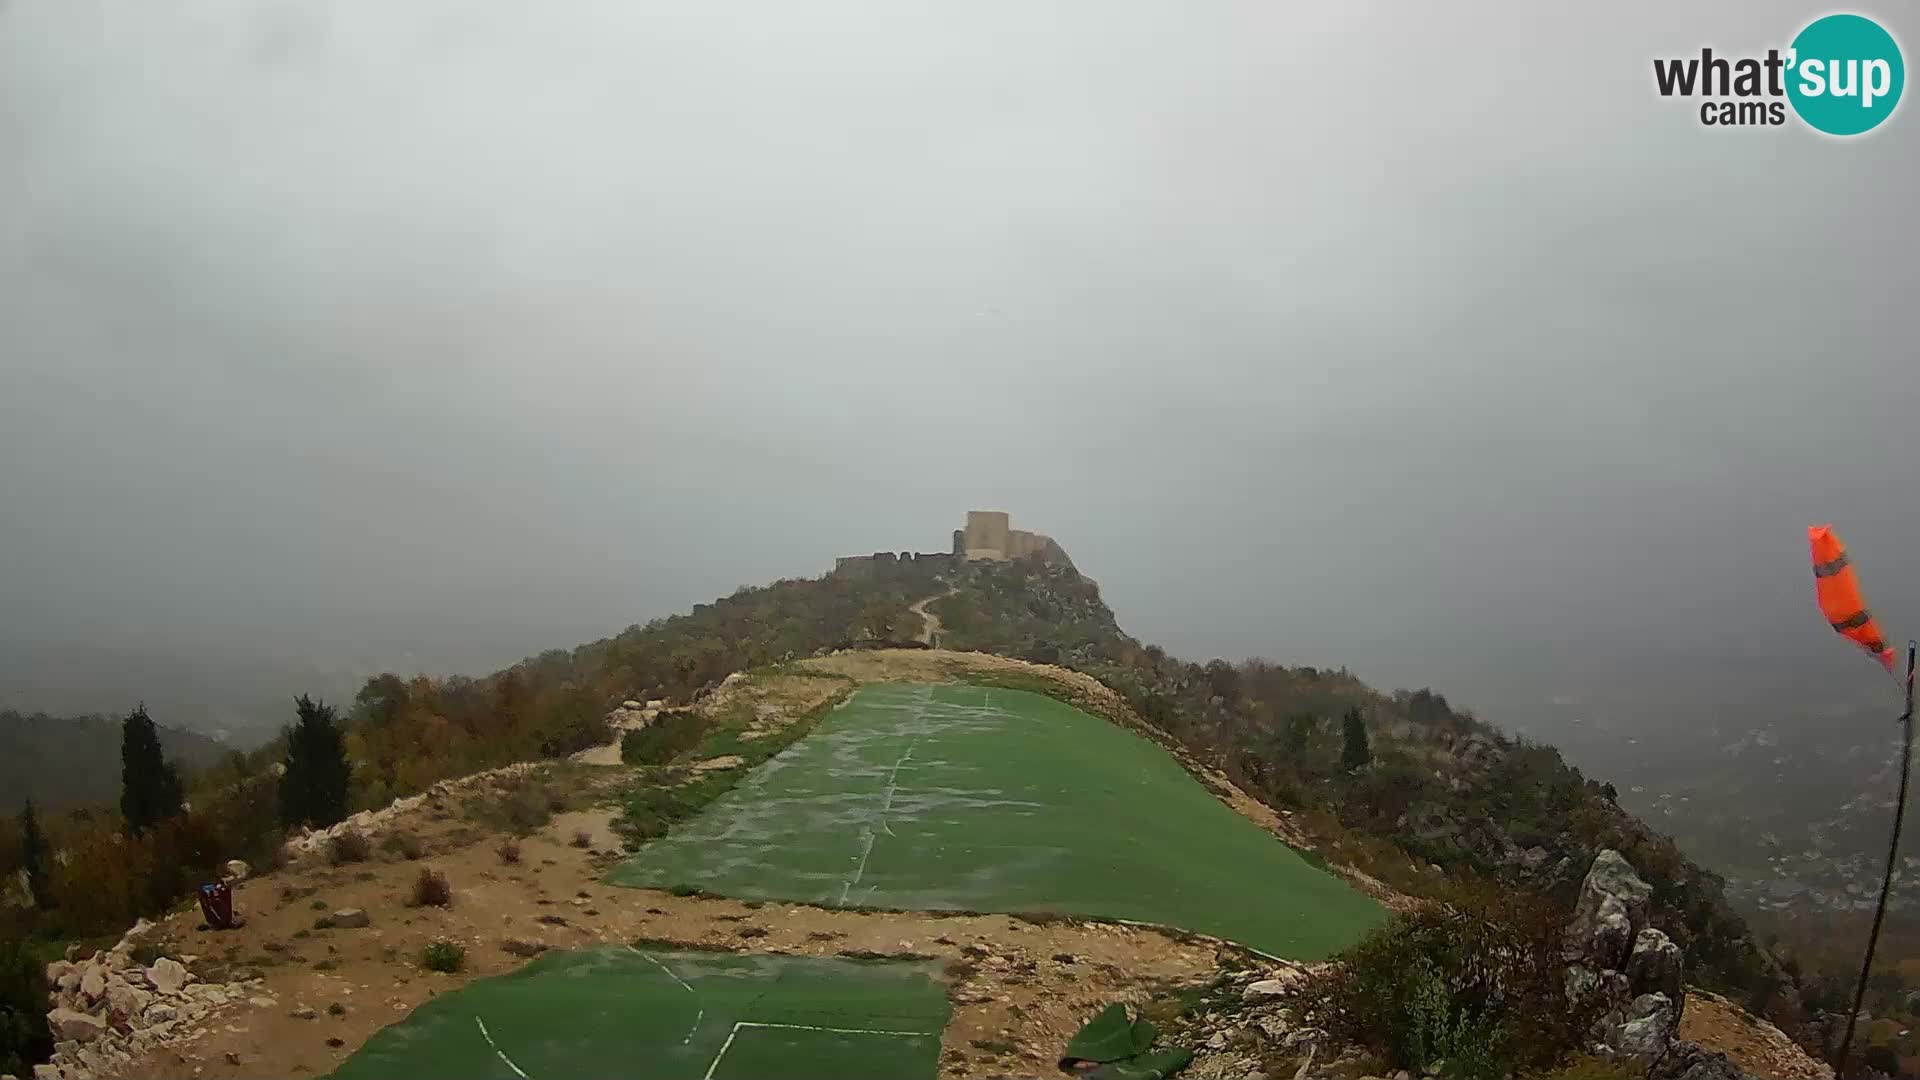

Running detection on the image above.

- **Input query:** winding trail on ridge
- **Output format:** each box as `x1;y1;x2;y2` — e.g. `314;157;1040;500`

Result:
908;586;956;646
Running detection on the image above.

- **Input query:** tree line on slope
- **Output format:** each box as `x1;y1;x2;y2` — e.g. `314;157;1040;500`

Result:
0;552;1842;1070
0;709;229;812
0;564;935;1074
0;698;357;1073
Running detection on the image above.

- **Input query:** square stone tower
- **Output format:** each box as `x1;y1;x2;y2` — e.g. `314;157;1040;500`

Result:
962;510;1012;560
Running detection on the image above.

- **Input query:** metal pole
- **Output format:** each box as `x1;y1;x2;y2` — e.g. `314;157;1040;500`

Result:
1834;640;1917;1077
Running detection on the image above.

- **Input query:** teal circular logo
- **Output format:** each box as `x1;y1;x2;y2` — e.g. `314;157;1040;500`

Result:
1787;14;1905;135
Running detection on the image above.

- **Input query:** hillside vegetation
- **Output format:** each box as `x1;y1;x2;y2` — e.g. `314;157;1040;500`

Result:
930;559;1790;1016
0;554;1808;1075
0;710;229;812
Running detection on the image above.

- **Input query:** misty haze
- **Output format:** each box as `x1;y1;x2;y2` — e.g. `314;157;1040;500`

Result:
3;3;1917;1079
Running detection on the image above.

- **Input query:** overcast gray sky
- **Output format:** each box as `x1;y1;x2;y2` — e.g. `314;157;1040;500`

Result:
3;1;1917;738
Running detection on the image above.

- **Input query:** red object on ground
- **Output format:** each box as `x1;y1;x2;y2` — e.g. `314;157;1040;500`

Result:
198;882;235;930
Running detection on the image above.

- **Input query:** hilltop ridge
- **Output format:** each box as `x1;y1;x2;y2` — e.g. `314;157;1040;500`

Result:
3;536;1836;1078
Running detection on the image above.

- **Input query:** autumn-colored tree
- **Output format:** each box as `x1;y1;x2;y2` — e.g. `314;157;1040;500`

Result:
50;828;150;931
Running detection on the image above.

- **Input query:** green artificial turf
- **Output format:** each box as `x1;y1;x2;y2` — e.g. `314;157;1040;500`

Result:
609;683;1385;959
328;947;948;1080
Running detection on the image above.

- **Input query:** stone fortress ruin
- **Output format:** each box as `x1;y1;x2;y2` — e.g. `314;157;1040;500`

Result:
832;510;1073;577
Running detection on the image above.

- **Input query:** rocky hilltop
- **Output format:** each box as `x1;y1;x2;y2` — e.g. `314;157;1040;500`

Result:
23;651;1831;1080
3;547;1856;1078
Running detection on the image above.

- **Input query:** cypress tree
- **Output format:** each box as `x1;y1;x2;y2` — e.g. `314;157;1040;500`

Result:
280;695;351;829
18;800;49;909
120;705;184;836
1340;706;1372;772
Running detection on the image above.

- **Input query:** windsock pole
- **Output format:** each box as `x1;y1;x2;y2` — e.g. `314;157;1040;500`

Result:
1835;640;1916;1075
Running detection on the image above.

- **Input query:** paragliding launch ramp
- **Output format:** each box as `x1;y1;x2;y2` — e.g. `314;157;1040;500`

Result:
609;682;1384;960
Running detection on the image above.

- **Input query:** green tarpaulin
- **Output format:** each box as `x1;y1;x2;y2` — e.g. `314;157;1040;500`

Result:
1059;1003;1193;1080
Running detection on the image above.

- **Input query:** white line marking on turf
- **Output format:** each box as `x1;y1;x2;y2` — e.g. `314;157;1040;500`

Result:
475;1015;531;1080
701;1027;740;1080
735;1021;934;1036
628;945;697;994
701;1020;935;1080
838;690;931;905
628;946;703;1043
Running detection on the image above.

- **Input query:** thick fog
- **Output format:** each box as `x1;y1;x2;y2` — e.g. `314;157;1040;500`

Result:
3;1;1917;742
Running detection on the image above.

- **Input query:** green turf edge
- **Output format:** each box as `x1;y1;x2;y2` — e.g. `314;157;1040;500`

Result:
325;945;954;1080
940;663;1347;882
612;669;856;849
611;658;1352;895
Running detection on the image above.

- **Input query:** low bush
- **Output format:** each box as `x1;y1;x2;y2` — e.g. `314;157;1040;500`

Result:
621;712;710;766
420;939;464;973
382;832;426;860
570;830;593;849
327;830;370;866
460;775;555;836
1309;883;1590;1078
409;868;452;909
496;839;522;865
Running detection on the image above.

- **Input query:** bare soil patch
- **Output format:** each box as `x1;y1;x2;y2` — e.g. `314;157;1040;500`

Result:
107;796;1220;1080
1681;989;1833;1079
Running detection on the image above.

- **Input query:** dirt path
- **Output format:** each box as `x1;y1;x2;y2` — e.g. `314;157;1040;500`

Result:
107;798;1226;1080
908;587;956;646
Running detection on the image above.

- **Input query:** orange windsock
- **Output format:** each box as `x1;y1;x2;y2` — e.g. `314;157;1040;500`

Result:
1809;524;1895;674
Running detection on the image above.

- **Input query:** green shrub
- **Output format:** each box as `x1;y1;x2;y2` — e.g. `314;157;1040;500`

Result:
618;777;722;843
1309;883;1590;1077
621;712;710;766
420;939;465;973
464;779;554;835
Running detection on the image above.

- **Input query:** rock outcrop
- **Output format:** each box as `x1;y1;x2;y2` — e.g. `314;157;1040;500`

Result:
1566;850;1762;1080
1161;959;1364;1080
34;921;264;1080
1568;848;1653;971
280;760;539;863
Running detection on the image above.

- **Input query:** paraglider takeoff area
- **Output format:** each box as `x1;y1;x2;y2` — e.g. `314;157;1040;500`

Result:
333;684;1383;1078
328;948;950;1080
609;683;1384;960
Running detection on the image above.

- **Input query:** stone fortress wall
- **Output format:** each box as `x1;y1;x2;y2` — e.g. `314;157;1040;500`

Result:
834;510;1072;577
